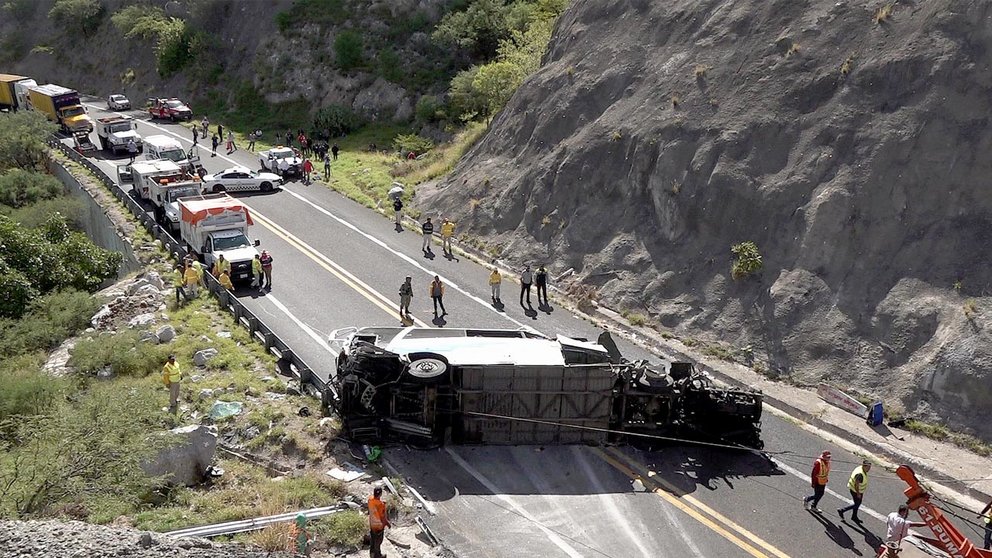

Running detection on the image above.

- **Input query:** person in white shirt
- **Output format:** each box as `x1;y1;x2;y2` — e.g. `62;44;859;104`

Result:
885;505;926;548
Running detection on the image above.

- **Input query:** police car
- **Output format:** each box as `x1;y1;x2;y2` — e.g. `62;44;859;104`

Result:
201;166;283;193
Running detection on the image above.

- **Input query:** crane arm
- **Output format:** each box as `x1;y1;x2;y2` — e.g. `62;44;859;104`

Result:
896;465;992;558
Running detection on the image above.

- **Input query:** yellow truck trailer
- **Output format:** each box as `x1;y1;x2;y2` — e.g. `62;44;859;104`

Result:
27;83;94;133
0;73;33;111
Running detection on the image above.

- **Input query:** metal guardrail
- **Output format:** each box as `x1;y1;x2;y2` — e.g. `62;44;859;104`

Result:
49;139;332;410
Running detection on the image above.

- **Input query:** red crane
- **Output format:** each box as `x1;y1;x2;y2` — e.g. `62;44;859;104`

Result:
896;465;992;558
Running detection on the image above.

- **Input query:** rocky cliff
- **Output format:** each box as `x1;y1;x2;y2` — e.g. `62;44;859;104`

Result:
420;0;992;438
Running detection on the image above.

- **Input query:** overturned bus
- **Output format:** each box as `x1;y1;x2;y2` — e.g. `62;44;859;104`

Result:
330;327;763;448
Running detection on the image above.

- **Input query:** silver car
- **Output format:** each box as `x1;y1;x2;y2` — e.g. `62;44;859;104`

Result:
108;94;131;111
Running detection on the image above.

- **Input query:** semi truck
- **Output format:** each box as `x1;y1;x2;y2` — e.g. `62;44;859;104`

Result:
27;84;93;133
179;194;260;283
331;328;764;447
0;74;34;111
96;116;142;155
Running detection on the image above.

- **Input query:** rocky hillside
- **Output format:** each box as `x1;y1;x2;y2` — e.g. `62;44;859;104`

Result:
420;0;992;438
0;0;460;123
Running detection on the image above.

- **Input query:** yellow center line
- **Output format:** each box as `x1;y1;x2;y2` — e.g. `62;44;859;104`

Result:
249;208;430;327
599;447;792;558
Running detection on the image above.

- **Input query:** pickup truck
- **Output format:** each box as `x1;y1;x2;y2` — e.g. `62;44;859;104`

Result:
179;194;260;284
96;116;142;155
147;97;192;121
27;84;94;133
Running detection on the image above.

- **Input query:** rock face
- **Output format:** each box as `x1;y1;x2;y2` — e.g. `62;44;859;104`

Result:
420;0;992;438
141;425;218;487
0;520;285;557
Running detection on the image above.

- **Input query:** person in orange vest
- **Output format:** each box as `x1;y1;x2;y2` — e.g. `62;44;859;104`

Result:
368;486;391;558
803;451;831;513
838;459;872;523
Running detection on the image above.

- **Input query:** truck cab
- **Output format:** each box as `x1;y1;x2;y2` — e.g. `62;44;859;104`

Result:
27;84;93;133
143;135;202;175
96;116;142;155
147;97;192;121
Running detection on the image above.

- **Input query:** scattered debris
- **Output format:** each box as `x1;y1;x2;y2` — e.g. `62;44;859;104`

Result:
208;401;243;420
326;463;367;482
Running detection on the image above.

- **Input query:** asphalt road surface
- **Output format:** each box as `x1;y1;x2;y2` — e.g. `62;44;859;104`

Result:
65;101;973;558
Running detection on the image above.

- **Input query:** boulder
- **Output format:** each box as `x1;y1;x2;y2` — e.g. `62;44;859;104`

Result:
193;348;218;367
133;284;162;298
41;339;76;377
138;330;159;344
141;425;218;487
90;306;112;328
96;367;114;380
197;388;215;401
128;313;157;328
145;271;165;290
156;325;176;343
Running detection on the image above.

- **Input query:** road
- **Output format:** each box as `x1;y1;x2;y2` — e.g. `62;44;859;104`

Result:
66;101;966;558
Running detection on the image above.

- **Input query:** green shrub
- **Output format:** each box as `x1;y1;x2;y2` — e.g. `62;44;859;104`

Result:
334;30;364;71
0;353;71;423
69;331;168;378
312;104;364;137
731;241;763;280
0;379;167;517
0;169;63;208
415;95;443;123
3;196;84;229
393;134;434;155
0;289;99;359
312;509;367;547
377;47;402;83
274;0;346;34
48;0;104;36
0;111;58;172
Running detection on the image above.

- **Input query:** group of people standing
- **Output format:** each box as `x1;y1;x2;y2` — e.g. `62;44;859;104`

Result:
396;264;551;321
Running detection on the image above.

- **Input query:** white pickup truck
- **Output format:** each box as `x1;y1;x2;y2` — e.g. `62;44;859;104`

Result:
179;194;260;284
96;116;141;155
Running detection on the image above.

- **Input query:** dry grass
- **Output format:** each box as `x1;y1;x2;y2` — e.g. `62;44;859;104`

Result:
693;64;711;79
248;502;295;552
671;94;681;108
786;42;801;57
610;130;622;142
874;3;894;24
964;298;978;319
541;215;552;227
840;55;856;76
469;198;481;211
391;121;487;186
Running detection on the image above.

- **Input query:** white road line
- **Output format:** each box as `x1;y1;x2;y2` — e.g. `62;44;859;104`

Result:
770;457;886;522
572;447;676;558
444;447;585;558
263;294;336;354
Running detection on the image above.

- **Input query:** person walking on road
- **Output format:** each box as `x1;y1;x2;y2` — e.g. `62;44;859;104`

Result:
520;265;533;307
217;124;224;142
535;265;549;306
211;134;219;157
331;143;339;161
200;117;209;138
440;218;455;254
192;125;199;145
226;130;236;153
260;250;273;290
881;504;925;555
368;487;391;558
421;217;434;254
162;354;182;415
393;198;403;227
247;130;256;151
322;151;331;182
803;451;830;513
429;275;446;317
398;276;413;319
489;268;502;304
127;138;138;163
838;459;872;523
980;499;992;550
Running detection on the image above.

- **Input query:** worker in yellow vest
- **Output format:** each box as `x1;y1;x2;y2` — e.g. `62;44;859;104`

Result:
162;354;182;414
440;218;455;255
838;459;872;523
979;498;992;550
803;451;831;513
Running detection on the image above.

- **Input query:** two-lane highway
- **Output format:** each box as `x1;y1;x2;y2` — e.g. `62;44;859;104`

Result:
67;101;957;558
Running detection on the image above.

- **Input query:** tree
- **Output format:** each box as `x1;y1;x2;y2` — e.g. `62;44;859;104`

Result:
449;66;487;121
334;30;364;71
0;170;63;209
48;0;104;36
312;105;364;137
432;0;513;59
0;112;57;172
731;241;763;280
473;61;525;119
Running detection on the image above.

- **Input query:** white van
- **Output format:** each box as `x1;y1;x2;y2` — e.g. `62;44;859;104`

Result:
143;134;190;166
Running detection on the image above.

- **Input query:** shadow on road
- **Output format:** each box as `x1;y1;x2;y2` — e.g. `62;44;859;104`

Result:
628;445;784;496
809;509;862;555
